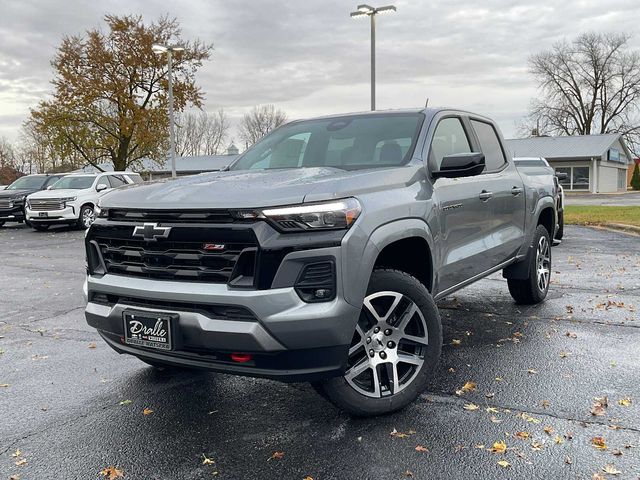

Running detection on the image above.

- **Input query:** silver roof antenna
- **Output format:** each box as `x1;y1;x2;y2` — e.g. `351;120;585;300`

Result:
425;98;429;108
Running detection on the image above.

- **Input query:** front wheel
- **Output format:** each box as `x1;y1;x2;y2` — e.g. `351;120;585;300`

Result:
314;269;442;416
508;224;551;305
78;205;96;229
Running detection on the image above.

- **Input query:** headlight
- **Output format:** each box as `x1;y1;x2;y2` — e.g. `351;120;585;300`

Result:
60;196;76;208
11;195;26;204
259;198;361;232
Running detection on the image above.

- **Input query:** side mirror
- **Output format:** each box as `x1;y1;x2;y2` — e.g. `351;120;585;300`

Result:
555;172;568;181
432;152;485;179
96;183;109;192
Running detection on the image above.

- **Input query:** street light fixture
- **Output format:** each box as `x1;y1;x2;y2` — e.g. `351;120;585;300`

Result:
152;43;185;179
350;4;396;111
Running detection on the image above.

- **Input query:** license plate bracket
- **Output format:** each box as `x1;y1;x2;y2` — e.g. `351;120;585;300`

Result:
38;212;48;218
123;310;175;351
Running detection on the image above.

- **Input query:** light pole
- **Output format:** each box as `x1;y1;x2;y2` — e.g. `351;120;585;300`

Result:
350;4;396;111
152;43;185;179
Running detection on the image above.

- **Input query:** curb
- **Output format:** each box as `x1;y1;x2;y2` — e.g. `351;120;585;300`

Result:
605;223;640;234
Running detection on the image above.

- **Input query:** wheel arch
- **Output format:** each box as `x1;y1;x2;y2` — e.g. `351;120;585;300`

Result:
344;218;435;308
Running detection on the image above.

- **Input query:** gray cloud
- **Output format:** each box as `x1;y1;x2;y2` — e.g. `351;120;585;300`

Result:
1;0;639;143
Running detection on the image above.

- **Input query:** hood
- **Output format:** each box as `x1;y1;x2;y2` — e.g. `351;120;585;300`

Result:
0;188;37;199
28;188;85;199
100;166;425;210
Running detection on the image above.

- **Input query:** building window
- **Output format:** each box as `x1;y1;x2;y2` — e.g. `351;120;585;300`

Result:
555;166;590;191
618;169;627;190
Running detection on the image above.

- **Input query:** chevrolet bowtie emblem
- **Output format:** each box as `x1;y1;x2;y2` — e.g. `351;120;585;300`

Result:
132;223;172;242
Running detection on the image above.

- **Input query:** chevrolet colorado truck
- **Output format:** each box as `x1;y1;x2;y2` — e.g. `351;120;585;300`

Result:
84;108;556;416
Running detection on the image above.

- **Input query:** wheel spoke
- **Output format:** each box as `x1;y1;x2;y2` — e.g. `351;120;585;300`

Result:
345;358;370;381
400;333;428;346
371;365;382;397
395;302;418;330
383;361;399;395
397;352;423;366
349;343;364;356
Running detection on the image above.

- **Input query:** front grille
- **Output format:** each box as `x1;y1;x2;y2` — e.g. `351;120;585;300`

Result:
90;293;257;321
29;199;65;211
108;209;239;224
96;238;253;282
0;199;11;209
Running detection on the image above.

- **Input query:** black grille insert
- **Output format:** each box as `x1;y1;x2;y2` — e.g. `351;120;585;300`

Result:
94;237;255;283
108;209;240;224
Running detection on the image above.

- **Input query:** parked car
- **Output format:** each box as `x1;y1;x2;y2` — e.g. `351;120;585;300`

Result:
84;108;556;416
513;157;564;241
0;174;67;227
26;171;142;231
0;185;7;190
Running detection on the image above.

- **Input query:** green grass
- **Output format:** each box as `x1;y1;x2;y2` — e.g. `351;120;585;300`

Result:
564;206;640;227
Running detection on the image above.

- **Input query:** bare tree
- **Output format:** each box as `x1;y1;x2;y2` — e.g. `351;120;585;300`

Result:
238;105;288;147
0;137;15;167
175;109;231;156
522;32;640;154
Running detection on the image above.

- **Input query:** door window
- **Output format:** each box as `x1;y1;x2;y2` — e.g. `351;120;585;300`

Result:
470;120;506;171
572;167;590;190
107;175;126;188
429;117;471;170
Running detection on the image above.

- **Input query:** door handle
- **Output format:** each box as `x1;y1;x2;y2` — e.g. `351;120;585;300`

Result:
479;190;493;201
511;186;524;196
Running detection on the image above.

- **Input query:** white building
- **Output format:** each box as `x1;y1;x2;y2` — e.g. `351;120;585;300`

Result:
505;134;632;193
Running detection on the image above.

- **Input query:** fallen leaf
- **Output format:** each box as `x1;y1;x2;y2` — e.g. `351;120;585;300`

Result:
591;437;607;450
463;403;479;411
486;407;499;414
447;367;456;373
0;383;10;387
455;381;477;396
268;451;285;461
565;456;572;465
99;466;124;479
11;449;21;457
490;441;507;454
118;400;132;406
527;369;538;375
495;377;503;382
559;351;570;358
15;459;27;467
515;431;530;440
415;445;429;452
617;398;631;406
88;342;97;349
142;408;153;416
531;442;543;451
611;449;623;456
554;435;564;445
541;400;551;409
565;331;577;338
303;477;314;480
451;339;462;346
497;460;511;468
9;475;20;480
202;454;215;465
602;465;622;475
591;404;606;416
543;426;553;435
592;474;605;480
404;470;414;477
390;428;410;438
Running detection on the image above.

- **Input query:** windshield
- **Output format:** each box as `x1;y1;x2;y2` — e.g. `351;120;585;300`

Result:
7;176;47;190
230;113;424;171
50;176;96;190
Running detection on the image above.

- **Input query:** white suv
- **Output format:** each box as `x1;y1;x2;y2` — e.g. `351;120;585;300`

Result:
26;171;143;231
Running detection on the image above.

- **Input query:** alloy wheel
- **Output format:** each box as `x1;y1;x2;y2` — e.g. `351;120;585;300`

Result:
345;291;428;398
536;235;551;292
82;208;96;228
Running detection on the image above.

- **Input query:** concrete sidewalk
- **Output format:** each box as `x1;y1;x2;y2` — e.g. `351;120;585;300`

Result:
565;191;640;206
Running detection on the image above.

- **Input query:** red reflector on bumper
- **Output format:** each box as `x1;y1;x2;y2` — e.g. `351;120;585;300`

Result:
231;353;252;363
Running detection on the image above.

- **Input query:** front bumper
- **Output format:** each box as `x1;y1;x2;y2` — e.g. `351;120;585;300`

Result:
26;206;78;225
84;250;361;381
0;206;25;222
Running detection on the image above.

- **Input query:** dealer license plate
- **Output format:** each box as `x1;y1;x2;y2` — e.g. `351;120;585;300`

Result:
123;311;174;351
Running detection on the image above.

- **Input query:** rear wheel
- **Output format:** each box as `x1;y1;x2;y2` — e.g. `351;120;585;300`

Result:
31;223;50;232
508;224;551;305
314;269;442;416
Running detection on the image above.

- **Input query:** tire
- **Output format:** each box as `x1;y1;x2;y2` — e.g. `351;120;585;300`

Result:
508;224;551;305
314;268;442;417
555;212;564;240
31;223;50;232
78;204;96;229
0;221;4;227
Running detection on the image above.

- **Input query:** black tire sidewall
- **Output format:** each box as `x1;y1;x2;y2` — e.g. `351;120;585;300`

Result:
319;269;442;416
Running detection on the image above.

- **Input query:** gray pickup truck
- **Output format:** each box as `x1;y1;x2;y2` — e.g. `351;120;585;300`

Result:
84;108;556;416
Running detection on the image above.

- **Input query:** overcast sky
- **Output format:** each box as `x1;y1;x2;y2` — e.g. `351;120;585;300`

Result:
1;0;639;146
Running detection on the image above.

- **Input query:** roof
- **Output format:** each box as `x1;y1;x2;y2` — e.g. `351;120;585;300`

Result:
78;154;238;174
505;133;631;161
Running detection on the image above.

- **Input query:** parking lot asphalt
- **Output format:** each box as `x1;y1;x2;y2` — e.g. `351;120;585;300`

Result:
0;223;638;480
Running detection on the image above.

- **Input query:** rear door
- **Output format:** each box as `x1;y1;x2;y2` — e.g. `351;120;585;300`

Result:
468;118;526;266
427;115;492;294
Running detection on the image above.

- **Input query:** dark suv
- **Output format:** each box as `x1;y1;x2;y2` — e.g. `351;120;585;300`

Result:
0;174;66;227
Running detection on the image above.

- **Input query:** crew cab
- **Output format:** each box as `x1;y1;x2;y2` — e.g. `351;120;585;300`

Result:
84;109;556;416
0;174;67;227
26;171;142;230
